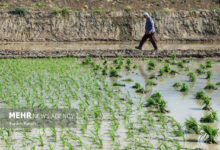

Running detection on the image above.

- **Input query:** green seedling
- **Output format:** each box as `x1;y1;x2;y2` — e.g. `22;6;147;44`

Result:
146;80;157;86
180;82;189;92
82;56;92;65
135;87;145;93
148;60;156;70
188;72;196;82
125;64;131;71
216;82;220;86
113;82;125;87
204;83;217;90
126;58;132;65
200;111;218;123
185;117;199;134
110;67;119;77
206;60;212;68
196;68;205;75
122;78;133;82
200;64;206;69
132;82;141;89
195;90;206;99
159;68;165;76
173;82;181;88
149;74;157;79
206;70;212;79
164;63;171;72
202;96;211;110
142;57;147;61
133;64;138;69
182;59;189;63
157;58;163;62
171;53;176;60
164;58;170;63
201;124;219;143
170;69;178;75
177;61;184;68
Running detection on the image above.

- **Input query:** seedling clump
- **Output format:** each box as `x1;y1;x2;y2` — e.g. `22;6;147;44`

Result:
188;72;196;82
204;83;217;90
200;111;218;123
180;82;189;92
185;117;199;134
201;124;219;143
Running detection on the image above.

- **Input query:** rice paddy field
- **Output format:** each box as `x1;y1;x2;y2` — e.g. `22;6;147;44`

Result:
0;55;219;150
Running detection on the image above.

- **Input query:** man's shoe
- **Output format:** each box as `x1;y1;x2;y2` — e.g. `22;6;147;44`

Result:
135;46;142;50
152;49;158;55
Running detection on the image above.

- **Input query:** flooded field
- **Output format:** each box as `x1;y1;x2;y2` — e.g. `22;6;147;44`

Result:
0;56;219;149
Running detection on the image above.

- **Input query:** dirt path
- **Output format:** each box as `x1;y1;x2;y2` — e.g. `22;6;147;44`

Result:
0;41;219;58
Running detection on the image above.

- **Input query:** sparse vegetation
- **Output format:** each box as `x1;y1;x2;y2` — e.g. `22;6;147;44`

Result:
9;7;28;16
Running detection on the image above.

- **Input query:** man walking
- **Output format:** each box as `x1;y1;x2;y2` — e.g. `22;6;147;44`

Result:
135;12;158;52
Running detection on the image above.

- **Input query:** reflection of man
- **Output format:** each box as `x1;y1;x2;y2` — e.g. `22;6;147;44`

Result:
135;12;158;52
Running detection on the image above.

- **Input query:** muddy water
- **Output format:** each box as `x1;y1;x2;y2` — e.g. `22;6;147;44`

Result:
0;41;219;51
115;58;220;150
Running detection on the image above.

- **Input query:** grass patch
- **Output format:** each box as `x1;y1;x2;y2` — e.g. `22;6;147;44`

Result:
9;7;28;16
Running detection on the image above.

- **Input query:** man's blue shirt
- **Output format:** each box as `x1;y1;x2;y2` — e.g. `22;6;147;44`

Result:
145;17;155;34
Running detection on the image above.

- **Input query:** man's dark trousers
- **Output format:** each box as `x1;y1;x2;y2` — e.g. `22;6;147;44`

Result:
139;32;158;50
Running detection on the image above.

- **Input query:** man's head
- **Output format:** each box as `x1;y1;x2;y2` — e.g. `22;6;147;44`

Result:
143;12;149;18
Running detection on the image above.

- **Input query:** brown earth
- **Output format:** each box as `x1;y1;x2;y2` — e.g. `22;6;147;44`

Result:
0;0;219;12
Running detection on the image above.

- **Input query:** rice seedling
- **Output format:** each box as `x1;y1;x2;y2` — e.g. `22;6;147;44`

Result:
126;58;132;65
184;66;189;71
201;96;211;110
169;69;178;75
201;124;219;144
110;67;119;77
148;60;156;70
135;87;145;93
82;56;92;65
122;78;133;82
113;58;119;64
173;121;184;137
38;135;44;147
146;92;168;113
142;57;147;61
50;127;57;142
188;72;196;82
180;82;189;92
206;60;212;68
195;90;206;99
164;63;171;72
196;68;205;75
157;58;163;62
133;64;138;69
184;117;200;134
146;80;157;86
204;83;218;90
149;74;158;79
173;82;181;88
200;64;206;69
182;58;189;63
216;82;220;86
171;53;176;60
132;82;141;89
206;70;212;79
159;68;165;76
125;64;131;71
200;111;218;123
177;61;184;68
113;82;125;87
164;58;170;63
